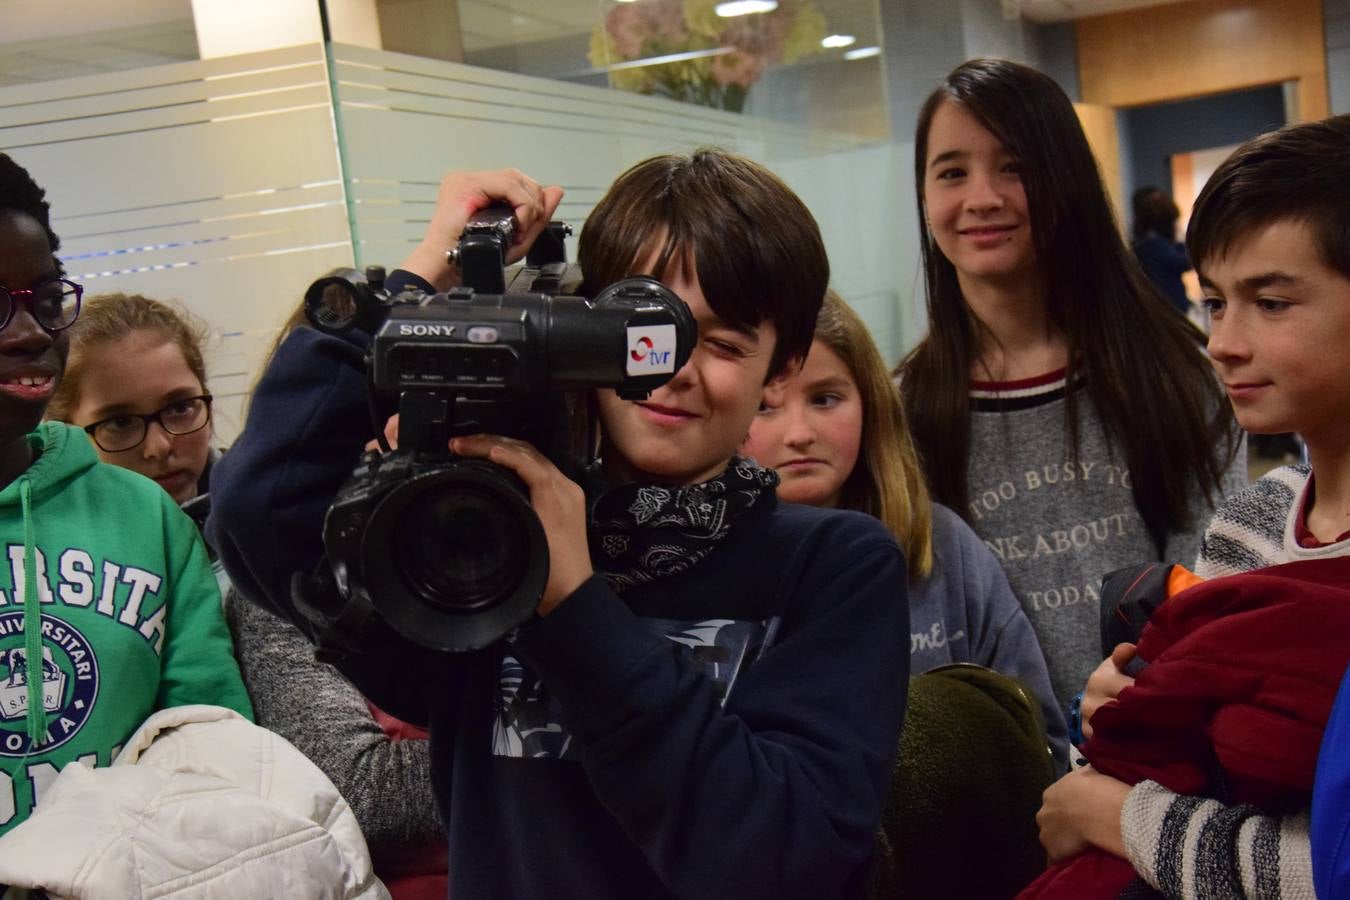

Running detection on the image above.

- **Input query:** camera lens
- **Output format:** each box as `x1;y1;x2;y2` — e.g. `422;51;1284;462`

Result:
396;485;529;611
359;459;549;652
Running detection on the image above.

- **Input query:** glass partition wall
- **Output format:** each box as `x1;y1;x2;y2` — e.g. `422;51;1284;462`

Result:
0;0;907;441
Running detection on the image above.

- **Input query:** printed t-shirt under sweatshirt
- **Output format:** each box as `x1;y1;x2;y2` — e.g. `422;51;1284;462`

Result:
962;369;1246;708
0;422;252;837
207;303;910;900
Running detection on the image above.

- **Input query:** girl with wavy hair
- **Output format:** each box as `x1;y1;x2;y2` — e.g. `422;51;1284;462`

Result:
745;290;1066;767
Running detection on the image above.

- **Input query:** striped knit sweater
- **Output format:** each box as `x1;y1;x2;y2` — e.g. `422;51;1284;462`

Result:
1120;464;1346;900
1123;782;1313;900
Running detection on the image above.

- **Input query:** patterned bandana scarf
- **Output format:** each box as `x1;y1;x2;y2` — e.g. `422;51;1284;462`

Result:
588;456;779;592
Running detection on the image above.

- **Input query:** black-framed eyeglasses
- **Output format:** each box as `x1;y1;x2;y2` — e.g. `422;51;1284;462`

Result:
83;395;213;453
0;278;83;334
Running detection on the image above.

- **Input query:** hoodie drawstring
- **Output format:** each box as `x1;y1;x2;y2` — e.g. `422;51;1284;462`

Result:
19;477;47;747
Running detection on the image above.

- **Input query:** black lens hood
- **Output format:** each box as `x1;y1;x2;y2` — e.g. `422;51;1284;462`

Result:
358;458;548;652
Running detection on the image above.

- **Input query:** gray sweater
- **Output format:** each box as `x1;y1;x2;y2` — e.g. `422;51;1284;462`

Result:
964;380;1247;708
225;594;444;847
910;504;1068;770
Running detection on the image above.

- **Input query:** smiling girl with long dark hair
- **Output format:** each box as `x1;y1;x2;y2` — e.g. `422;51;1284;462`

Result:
894;59;1246;709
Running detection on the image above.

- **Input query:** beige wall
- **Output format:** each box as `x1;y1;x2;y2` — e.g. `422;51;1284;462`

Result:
375;0;464;63
1076;0;1329;121
1074;102;1125;229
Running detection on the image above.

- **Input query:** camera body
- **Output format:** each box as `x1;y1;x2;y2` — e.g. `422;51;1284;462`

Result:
295;208;696;654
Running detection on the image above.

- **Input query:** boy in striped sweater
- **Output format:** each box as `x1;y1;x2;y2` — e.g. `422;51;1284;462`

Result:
1036;114;1350;899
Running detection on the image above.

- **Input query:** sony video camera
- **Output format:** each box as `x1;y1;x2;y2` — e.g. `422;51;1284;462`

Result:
293;206;696;654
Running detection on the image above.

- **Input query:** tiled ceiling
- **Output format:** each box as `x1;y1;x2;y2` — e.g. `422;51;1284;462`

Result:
1017;0;1196;24
458;0;881;55
0;0;196;86
0;20;199;87
453;0;1195;50
0;0;1200;88
0;0;192;42
458;0;606;52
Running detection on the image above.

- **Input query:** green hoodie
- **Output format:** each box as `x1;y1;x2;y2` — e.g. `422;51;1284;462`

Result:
0;422;252;836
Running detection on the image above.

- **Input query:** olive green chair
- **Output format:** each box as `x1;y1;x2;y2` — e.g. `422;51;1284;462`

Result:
869;664;1059;900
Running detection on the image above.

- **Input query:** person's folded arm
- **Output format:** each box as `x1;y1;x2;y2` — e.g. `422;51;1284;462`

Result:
1123;779;1313;899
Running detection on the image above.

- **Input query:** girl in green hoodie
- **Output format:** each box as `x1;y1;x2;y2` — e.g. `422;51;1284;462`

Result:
0;153;251;837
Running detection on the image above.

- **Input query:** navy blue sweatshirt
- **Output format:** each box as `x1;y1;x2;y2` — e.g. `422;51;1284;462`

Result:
208;306;909;898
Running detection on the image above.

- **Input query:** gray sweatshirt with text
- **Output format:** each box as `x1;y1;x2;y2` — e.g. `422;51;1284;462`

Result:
962;378;1246;708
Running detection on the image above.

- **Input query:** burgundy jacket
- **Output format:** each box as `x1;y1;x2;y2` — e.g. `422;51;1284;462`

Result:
1020;557;1350;899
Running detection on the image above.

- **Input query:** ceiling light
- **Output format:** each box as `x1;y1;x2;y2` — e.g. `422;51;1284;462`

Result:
715;1;779;17
843;46;881;61
821;34;857;49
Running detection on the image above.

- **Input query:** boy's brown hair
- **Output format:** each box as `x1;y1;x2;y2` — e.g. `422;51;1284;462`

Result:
578;148;828;380
1187;114;1350;278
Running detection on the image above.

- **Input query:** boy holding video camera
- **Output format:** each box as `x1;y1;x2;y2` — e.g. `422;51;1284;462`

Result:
210;152;907;899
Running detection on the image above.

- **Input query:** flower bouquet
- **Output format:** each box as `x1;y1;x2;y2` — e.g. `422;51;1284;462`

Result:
588;0;826;112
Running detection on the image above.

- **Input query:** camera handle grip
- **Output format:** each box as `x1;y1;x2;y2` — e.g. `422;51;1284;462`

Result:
454;233;507;294
444;203;515;294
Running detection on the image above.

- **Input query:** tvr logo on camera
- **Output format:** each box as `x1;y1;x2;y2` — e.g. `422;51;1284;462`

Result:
626;325;677;376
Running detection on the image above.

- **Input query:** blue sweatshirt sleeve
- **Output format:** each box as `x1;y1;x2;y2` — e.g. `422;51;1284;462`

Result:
207;325;373;618
510;532;908;898
1314;662;1350;899
207;306;449;725
208;268;436;617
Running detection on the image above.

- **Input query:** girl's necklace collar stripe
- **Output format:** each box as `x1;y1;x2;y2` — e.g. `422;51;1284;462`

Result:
969;367;1068;394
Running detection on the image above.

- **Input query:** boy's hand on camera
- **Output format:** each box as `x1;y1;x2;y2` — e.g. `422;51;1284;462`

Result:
400;170;565;292
1081;642;1136;741
450;434;591;615
371;423;592;611
365;414;401;452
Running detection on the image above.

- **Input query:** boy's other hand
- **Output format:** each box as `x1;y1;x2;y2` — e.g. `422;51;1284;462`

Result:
367;422;593;611
450;434;592;614
1036;765;1130;862
400;169;565;292
1081;642;1136;741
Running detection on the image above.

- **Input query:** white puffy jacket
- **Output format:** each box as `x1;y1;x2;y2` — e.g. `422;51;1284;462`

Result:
0;704;390;899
